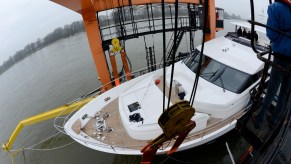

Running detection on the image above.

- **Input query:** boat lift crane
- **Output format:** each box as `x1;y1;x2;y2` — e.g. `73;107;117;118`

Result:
52;0;219;90
2;0;224;162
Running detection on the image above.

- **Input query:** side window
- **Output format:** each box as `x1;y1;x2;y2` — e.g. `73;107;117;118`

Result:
183;49;200;73
239;70;263;92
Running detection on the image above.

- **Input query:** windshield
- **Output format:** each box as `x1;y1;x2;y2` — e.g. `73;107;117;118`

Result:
183;50;251;93
182;50;200;73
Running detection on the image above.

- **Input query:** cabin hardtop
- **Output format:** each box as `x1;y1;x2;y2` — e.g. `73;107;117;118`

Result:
195;36;264;75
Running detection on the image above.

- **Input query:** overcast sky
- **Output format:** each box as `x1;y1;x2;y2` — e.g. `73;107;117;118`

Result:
0;0;269;64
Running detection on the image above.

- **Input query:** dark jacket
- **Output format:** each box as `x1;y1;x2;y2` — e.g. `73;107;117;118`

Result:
267;2;291;57
237;28;242;36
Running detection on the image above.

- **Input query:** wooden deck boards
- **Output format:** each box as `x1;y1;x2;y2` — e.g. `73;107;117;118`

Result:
82;98;149;149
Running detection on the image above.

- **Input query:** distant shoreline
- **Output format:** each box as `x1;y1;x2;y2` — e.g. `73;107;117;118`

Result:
0;21;85;75
1;8;241;75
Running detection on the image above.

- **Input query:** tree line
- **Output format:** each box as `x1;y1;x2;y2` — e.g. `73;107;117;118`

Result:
98;4;189;27
0;6;241;75
224;11;242;20
98;6;241;28
0;21;85;75
0;4;189;75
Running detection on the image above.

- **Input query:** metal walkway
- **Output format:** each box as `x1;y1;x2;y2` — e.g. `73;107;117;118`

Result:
236;84;291;163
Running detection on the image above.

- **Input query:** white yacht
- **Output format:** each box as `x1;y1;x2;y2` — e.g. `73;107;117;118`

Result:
63;22;267;155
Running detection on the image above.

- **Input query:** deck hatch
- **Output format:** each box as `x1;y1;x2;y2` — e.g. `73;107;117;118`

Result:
128;102;141;112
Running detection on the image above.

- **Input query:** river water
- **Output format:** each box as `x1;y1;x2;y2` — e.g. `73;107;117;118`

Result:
0;20;250;164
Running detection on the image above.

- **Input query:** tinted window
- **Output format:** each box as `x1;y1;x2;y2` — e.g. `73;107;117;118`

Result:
212;66;250;93
201;60;251;93
183;50;200;73
183;50;253;93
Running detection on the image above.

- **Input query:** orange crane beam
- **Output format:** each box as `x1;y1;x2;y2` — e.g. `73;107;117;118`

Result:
80;2;113;90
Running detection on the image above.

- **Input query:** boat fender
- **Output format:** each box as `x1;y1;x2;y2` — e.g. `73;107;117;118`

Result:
129;113;144;124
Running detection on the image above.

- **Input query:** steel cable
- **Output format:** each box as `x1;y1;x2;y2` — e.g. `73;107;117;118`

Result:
189;0;209;106
162;0;166;112
167;0;179;109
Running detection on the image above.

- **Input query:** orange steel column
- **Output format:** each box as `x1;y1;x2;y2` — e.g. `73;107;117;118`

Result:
205;0;216;41
121;51;131;80
109;53;120;86
81;7;112;90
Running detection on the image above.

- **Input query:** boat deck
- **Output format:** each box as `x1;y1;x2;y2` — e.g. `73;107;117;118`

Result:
82;98;148;149
79;76;245;151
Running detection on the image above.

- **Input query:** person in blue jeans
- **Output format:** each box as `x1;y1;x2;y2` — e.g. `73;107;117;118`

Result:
253;0;291;129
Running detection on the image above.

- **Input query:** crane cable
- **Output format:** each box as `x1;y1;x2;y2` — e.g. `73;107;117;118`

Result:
162;0;166;112
167;0;180;109
189;0;209;106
